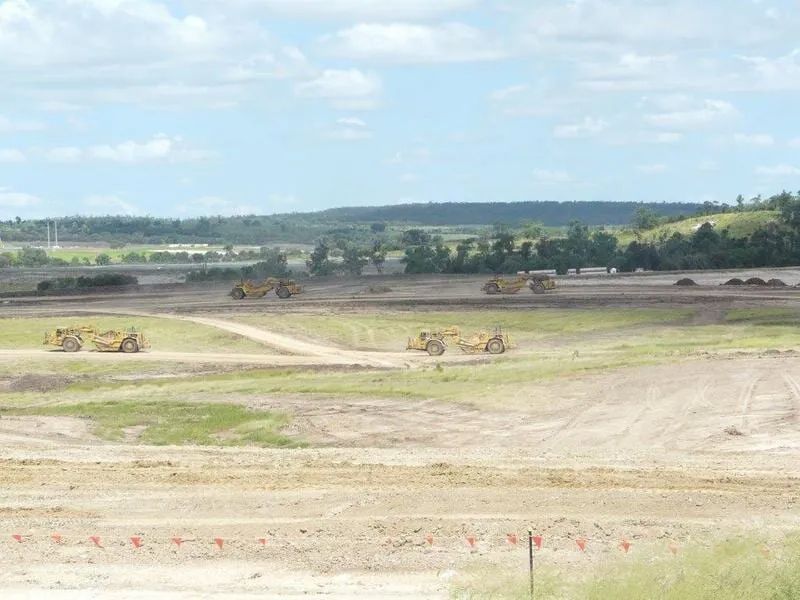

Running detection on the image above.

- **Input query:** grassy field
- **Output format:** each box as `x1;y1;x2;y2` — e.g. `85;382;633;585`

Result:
234;308;695;352
452;535;800;599
0;315;270;353
2;401;300;447
616;210;780;245
3;307;800;443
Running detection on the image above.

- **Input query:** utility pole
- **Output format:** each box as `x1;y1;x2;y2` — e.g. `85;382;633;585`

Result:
54;219;58;247
47;221;51;250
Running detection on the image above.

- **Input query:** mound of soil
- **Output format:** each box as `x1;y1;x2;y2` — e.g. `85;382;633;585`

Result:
675;278;698;286
767;278;787;287
724;278;744;286
745;277;767;286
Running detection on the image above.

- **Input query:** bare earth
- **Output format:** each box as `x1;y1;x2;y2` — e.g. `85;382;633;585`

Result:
1;273;800;598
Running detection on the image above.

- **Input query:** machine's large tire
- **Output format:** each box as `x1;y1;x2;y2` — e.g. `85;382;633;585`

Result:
484;283;500;295
62;337;80;353
276;286;291;299
121;338;139;353
486;338;505;354
426;339;445;356
530;280;546;294
231;287;245;300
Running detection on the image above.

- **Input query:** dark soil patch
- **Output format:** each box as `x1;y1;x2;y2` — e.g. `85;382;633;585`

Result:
7;374;72;393
724;278;745;286
675;278;698;286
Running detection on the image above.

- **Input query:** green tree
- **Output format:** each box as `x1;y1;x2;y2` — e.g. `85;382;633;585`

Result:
632;206;660;232
340;244;368;275
95;253;111;266
18;247;49;267
401;228;431;246
307;240;334;276
369;241;387;274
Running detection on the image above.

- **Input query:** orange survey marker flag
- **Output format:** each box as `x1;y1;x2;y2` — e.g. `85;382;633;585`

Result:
90;536;103;548
576;538;587;552
214;537;224;549
425;534;434;545
171;537;183;547
11;534;22;543
131;536;143;548
258;538;267;546
621;539;631;553
533;535;543;550
51;534;63;544
507;533;518;545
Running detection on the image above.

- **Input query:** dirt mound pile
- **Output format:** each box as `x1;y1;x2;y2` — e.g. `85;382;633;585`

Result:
724;278;744;286
767;278;787;287
675;278;698;286
745;277;767;286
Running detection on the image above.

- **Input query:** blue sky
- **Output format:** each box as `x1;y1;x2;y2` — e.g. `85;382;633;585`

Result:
0;0;799;218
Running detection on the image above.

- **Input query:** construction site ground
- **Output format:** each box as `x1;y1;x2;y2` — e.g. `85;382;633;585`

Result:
1;270;800;598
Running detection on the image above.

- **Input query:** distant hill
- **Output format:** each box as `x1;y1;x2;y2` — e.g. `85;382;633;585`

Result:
1;201;707;245
315;201;705;226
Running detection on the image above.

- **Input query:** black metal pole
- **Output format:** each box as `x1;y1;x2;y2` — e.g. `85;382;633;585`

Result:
528;528;534;600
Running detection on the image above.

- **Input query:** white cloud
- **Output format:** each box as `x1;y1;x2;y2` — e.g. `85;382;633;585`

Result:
320;23;506;64
0;115;45;133
489;84;530;102
337;117;367;128
40;135;212;164
756;164;800;177
83;195;139;215
295;69;381;109
0;149;26;163
0;0;312;108
223;0;476;20
45;147;83;163
0;187;40;208
789;138;800;148
732;133;774;147
532;168;571;184
553;117;608;139
637;163;668;174
644;99;737;129
326;117;372;141
736;50;800;91
654;132;683;144
515;1;786;53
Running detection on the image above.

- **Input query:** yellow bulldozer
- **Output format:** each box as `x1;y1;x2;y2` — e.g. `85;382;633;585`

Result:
482;274;556;295
230;278;302;300
44;325;149;353
406;326;511;356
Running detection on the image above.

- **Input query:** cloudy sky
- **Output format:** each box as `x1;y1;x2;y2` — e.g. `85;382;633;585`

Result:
0;0;799;218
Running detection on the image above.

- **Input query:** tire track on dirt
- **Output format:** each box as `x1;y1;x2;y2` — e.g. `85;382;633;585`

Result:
739;376;760;433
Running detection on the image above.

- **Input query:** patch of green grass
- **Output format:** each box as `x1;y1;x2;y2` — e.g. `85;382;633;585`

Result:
2;401;302;447
616;210;780;246
452;535;800;600
725;307;800;326
0;315;270;353
235;308;694;351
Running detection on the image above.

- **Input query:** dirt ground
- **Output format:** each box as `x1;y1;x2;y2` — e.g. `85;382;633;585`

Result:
1;272;800;598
